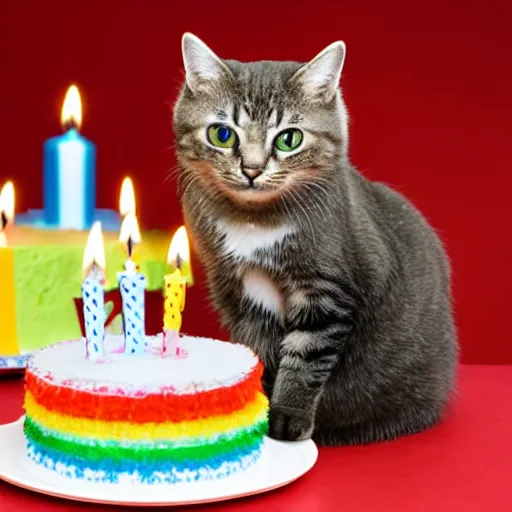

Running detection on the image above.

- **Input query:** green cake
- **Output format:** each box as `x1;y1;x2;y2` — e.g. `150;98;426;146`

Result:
7;225;171;353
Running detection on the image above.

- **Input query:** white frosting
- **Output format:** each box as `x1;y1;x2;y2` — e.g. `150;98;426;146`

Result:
28;334;259;395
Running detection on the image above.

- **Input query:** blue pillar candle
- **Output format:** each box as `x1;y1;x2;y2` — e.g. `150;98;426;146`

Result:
43;85;96;230
81;222;106;361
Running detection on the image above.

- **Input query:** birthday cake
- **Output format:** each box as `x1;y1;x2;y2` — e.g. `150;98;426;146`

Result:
23;334;269;484
0;85;174;360
5;224;170;354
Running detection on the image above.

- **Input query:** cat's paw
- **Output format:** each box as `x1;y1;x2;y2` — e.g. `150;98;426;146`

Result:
268;404;314;441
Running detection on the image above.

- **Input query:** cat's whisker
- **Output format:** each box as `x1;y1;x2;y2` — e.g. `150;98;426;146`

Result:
296;181;332;223
160;143;177;154
193;203;208;228
286;189;316;245
164;166;183;184
179;173;202;198
280;196;300;230
298;193;328;224
174;170;192;189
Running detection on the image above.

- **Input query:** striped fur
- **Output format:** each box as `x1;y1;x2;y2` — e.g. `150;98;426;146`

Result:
172;33;458;446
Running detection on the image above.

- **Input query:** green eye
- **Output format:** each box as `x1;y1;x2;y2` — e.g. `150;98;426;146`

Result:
207;124;237;149
275;129;303;152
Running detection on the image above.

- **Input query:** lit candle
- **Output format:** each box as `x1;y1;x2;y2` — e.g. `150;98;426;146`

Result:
82;221;106;361
0;182;19;357
117;213;146;355
119;177;136;218
43;85;96;230
163;226;192;358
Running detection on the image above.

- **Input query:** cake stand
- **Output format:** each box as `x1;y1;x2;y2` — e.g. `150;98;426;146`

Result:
0;417;318;506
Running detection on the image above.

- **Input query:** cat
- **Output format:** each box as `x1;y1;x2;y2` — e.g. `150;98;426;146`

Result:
172;32;458;446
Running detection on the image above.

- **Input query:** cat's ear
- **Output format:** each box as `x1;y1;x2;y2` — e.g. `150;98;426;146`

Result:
181;33;232;94
291;41;346;104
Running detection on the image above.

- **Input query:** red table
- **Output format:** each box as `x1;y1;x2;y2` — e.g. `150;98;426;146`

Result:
1;366;511;511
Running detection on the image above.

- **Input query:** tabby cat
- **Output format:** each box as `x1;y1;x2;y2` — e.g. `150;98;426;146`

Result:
172;33;458;445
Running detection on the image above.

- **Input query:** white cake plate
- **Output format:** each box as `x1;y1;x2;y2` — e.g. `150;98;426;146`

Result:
0;417;318;507
0;354;29;375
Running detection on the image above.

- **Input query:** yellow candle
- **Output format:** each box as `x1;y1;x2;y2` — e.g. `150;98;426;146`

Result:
164;269;186;331
163;226;192;338
0;248;19;356
0;181;19;356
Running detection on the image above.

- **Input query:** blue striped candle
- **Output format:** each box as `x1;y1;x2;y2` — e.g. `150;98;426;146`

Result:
117;212;146;355
82;221;106;361
118;269;147;355
43;85;96;230
82;275;105;361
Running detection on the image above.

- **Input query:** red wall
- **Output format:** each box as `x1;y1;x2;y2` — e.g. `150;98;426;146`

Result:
1;0;510;364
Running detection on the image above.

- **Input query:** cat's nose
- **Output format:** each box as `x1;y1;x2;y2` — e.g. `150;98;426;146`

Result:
241;167;263;183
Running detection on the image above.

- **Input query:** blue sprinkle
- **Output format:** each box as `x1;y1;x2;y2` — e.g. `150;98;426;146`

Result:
26;439;262;482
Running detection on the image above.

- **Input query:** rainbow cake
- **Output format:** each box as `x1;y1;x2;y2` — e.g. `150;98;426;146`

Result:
23;334;269;484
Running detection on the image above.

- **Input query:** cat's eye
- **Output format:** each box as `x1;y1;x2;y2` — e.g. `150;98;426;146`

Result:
207;124;237;149
274;129;303;152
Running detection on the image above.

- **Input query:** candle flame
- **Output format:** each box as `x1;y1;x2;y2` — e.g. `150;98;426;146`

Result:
119;213;141;245
61;85;82;130
167;226;190;268
119;177;136;217
0;181;15;227
0;181;15;246
167;226;194;284
82;221;106;280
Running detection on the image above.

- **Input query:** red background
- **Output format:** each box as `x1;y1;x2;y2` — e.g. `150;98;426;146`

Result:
0;0;510;364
